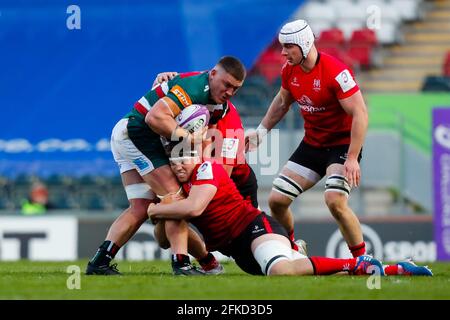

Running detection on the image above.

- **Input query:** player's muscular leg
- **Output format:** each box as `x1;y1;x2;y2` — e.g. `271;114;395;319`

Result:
154;220;208;260
106;169;156;246
144;164;209;259
142;164;190;254
154;221;170;249
268;167;315;233
324;164;363;246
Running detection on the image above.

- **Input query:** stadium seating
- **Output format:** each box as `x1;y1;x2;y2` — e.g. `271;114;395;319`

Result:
390;0;424;21
0;174;130;211
316;28;346;47
252;41;286;84
347;28;381;69
296;0;424;45
350;28;378;47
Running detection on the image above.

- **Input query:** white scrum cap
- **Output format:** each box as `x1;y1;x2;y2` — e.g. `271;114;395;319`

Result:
278;19;315;59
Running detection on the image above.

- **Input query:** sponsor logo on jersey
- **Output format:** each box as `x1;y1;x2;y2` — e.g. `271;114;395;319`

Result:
298;95;326;114
301;105;326;113
170;85;192;108
335;69;356;93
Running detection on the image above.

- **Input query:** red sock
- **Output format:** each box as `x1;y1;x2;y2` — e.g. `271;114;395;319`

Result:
309;256;357;275
384;264;400;275
349;242;366;257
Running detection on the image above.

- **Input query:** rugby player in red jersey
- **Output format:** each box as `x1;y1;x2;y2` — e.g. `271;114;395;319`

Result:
148;152;432;276
152;72;261;273
154;72;258;208
246;19;368;259
86;57;245;276
212;100;259;208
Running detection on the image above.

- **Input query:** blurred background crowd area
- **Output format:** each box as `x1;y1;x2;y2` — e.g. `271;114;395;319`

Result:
1;0;449;217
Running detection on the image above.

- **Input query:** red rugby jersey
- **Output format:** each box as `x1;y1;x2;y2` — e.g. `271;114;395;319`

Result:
182;161;260;251
214;101;251;186
281;52;360;147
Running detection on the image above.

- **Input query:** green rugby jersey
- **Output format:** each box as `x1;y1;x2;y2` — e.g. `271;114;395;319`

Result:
125;71;229;129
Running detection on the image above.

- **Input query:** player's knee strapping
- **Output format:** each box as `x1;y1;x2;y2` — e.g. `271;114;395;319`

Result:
254;240;308;275
325;174;351;197
253;240;292;275
125;183;152;200
272;174;303;200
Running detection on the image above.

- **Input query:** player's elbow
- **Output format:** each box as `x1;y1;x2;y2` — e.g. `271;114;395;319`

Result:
358;106;369;126
188;204;205;217
187;200;206;218
145;111;160;129
188;208;203;218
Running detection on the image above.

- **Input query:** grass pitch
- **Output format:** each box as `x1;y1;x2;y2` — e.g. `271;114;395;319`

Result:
0;260;449;300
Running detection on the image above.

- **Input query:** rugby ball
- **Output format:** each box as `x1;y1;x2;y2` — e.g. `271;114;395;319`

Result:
176;104;210;133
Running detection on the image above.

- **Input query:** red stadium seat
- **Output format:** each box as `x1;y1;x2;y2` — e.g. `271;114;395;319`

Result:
347;46;372;69
317;28;346;47
349;28;378;47
253;41;286;83
346;29;380;69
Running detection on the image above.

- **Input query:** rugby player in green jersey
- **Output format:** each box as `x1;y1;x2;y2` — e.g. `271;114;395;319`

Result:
86;56;246;275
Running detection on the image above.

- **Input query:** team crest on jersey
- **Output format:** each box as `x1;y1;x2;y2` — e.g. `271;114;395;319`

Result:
196;161;213;180
170;85;192;107
313;79;321;92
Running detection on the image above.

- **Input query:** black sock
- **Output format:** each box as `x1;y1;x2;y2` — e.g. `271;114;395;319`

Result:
198;252;215;266
171;254;191;267
89;240;121;267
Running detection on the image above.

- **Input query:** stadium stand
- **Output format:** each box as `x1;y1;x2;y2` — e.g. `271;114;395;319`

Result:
357;0;450;92
1;0;448;216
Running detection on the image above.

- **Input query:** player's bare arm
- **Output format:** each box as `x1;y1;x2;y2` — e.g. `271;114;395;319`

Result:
245;87;295;152
339;90;369;188
146;97;181;135
148;184;216;220
260;87;295;130
146;98;198;141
